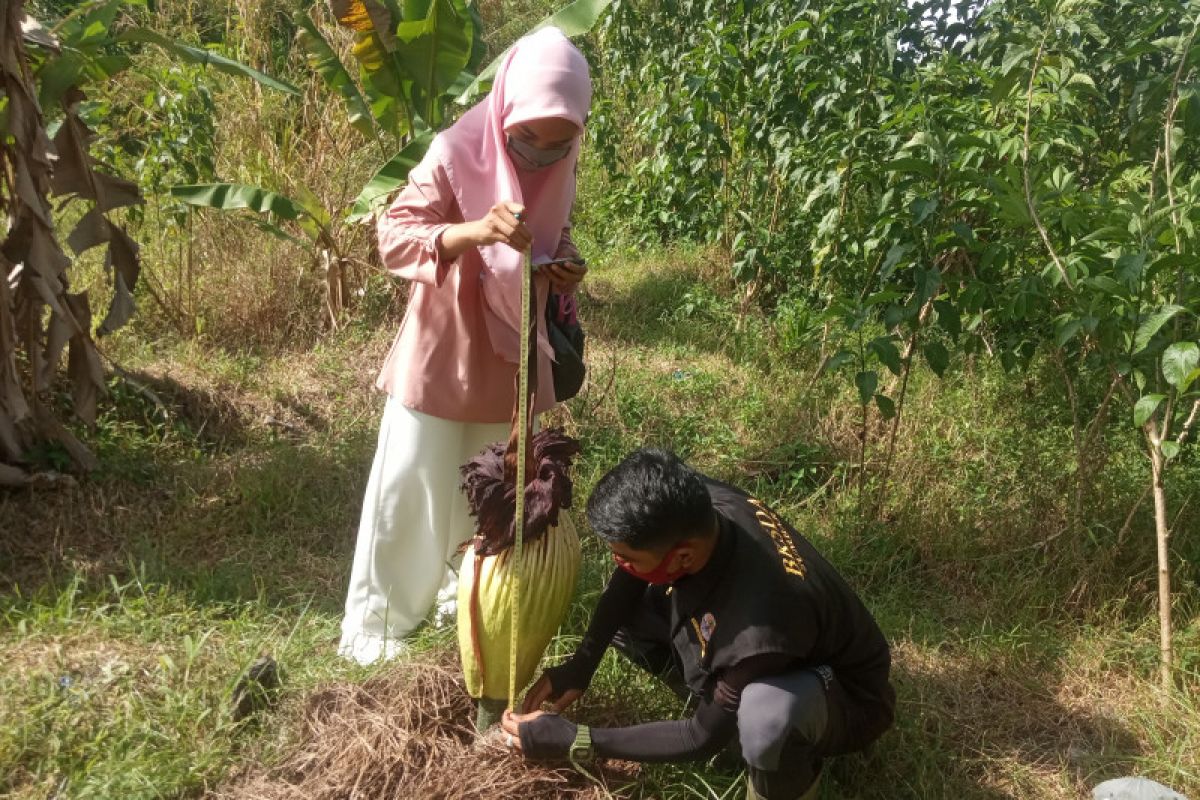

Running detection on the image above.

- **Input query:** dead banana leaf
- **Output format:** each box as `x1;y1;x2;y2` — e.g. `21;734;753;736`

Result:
0;462;30;487
52;111;142;212
0;0;112;472
329;0;395;46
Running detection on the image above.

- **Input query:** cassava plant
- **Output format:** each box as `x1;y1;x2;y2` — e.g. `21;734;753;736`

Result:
593;0;1200;688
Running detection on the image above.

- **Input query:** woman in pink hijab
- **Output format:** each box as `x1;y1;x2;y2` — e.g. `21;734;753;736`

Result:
339;27;592;664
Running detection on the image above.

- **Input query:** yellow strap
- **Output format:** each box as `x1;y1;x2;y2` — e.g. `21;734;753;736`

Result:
508;246;533;710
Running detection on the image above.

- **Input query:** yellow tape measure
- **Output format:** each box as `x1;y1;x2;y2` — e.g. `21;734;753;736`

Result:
507;245;533;710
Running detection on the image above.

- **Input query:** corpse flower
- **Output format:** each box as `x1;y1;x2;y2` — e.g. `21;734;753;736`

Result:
457;428;583;727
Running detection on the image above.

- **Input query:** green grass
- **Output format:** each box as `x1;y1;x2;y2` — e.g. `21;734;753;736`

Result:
2;242;1199;799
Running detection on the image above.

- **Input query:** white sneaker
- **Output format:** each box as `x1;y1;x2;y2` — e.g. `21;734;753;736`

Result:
338;631;409;664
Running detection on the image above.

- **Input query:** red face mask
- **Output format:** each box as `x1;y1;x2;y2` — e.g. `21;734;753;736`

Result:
613;544;688;585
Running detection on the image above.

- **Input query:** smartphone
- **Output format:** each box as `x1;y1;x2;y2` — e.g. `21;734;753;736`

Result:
535;256;587;269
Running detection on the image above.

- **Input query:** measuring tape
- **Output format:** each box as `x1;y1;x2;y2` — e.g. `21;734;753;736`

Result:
507;243;534;711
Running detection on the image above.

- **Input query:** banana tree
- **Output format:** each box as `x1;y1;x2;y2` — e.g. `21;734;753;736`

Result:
1;0;299;480
314;0;612;218
262;0;490;233
170;156;426;329
1;6;101;482
174;0;613;326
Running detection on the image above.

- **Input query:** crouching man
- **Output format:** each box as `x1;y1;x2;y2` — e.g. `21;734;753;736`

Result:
501;448;895;800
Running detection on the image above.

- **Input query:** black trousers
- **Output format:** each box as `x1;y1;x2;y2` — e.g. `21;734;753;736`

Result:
611;586;860;800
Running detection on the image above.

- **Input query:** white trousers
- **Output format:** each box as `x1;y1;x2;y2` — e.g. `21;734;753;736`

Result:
339;396;510;664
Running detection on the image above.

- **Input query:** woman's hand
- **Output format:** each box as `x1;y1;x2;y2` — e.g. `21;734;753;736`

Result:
438;201;532;259
541;239;587;292
541;260;587;293
474;201;533;251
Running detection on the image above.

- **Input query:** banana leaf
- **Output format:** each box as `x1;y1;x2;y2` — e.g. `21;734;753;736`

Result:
117;29;300;96
455;0;613;104
348;130;434;221
295;11;376;138
171;183;305;220
329;0;399;42
398;0;483;69
52;0;123;48
172;183;327;243
31;1;130;109
393;0;475;126
329;0;412;135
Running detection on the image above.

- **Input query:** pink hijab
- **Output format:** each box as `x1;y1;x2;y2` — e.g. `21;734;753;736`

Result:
430;26;592;363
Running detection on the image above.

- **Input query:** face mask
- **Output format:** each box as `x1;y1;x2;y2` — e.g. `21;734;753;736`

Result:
613;544;688;585
507;135;571;171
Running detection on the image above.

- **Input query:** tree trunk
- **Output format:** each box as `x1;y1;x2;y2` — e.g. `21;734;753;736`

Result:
322;249;342;330
1148;437;1173;691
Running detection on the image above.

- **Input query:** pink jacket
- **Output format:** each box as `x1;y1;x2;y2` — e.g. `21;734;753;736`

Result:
374;157;567;423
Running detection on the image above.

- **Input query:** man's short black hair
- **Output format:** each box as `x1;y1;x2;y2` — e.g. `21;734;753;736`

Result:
585;448;715;551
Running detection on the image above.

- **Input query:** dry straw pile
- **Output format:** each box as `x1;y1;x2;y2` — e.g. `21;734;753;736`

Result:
215;654;636;800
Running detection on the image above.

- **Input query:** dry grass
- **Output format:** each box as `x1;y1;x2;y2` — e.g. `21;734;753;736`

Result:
890;640;1144;799
214;653;638;800
0;327;388;593
0;633;163;698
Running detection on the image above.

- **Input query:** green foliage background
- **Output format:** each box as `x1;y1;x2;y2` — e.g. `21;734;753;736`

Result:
3;0;1200;797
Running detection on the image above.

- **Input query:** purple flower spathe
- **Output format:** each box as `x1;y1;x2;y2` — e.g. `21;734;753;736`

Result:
459;428;581;556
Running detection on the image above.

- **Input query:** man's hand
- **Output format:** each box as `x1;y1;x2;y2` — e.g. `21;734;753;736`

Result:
521;672;583;714
500;708;541;752
501;709;578;760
